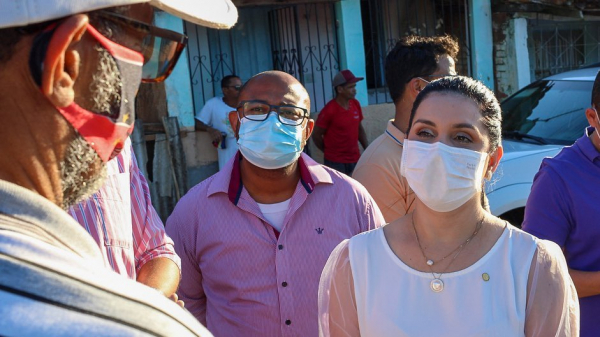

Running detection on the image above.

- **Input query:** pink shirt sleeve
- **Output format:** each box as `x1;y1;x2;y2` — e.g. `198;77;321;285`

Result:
128;145;181;274
166;201;207;325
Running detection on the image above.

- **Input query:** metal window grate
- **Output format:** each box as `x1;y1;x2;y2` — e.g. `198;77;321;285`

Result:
530;20;600;80
361;0;472;105
269;3;340;113
184;3;339;114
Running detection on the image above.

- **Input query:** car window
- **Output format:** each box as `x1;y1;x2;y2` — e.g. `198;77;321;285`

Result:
501;80;592;145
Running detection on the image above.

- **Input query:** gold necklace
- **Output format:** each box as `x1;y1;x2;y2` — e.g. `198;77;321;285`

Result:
412;213;484;293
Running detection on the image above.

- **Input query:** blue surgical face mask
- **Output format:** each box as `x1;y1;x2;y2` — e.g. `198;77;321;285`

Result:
237;113;305;169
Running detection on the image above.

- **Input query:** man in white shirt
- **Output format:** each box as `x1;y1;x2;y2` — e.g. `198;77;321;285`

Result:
195;75;242;169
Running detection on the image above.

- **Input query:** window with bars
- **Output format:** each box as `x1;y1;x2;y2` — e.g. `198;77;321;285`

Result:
529;20;600;80
361;0;472;105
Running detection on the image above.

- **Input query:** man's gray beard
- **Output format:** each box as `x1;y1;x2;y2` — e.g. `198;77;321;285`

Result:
60;135;107;209
60;46;122;209
89;45;122;116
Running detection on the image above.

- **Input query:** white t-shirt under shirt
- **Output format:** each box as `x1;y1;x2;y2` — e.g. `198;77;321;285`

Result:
257;199;291;232
195;96;239;170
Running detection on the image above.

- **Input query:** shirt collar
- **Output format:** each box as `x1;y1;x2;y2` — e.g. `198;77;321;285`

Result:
579;126;600;161
0;179;103;262
385;120;406;146
208;151;333;205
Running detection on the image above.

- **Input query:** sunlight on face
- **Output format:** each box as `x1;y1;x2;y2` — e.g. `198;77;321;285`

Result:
408;92;490;153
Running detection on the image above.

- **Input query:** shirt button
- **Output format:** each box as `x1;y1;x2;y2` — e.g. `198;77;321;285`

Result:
282;281;288;287
285;320;291;325
278;244;284;250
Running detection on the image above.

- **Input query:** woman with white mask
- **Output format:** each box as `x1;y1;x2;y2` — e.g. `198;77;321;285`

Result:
318;76;579;337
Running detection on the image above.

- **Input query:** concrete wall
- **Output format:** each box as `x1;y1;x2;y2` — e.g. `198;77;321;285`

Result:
493;13;531;100
182;130;219;188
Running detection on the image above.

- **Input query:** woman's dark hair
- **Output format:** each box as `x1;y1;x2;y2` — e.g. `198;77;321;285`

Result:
407;76;502;152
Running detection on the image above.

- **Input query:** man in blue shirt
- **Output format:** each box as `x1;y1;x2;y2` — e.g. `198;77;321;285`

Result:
523;70;600;337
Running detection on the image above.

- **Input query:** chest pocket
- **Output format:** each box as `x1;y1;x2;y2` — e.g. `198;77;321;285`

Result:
94;172;133;249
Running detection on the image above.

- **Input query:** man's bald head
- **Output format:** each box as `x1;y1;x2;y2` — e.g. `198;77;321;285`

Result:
229;70;315;170
240;71;310;111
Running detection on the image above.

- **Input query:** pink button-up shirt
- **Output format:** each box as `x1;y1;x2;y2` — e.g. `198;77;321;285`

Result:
166;152;384;337
69;138;180;279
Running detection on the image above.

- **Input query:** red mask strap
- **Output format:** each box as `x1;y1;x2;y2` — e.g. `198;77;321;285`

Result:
85;24;144;64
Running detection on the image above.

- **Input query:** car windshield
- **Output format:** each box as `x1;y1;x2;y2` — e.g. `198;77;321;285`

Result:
501;80;592;145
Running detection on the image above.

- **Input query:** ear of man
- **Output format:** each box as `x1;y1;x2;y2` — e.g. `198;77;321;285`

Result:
304;119;315;139
585;107;599;127
229;110;240;139
41;14;89;108
407;77;424;99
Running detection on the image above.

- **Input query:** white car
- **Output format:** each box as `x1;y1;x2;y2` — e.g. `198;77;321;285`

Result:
486;67;598;226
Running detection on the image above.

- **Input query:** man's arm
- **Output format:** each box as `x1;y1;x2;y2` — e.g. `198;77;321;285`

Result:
128;145;182;298
312;126;326;152
195;119;223;145
567;269;600;298
358;123;368;150
137;257;180;297
314;106;332;153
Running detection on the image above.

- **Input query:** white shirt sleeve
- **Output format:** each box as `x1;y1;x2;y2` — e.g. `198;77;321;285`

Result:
195;98;215;126
525;239;579;337
318;239;360;337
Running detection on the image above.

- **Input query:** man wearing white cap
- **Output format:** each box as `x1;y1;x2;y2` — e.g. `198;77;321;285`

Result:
0;0;236;335
313;69;369;176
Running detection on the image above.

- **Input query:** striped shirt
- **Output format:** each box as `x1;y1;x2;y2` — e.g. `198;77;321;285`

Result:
166;152;385;337
69;138;180;279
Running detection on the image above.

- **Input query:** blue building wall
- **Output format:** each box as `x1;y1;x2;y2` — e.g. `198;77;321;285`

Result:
468;0;495;90
335;0;368;107
155;11;196;128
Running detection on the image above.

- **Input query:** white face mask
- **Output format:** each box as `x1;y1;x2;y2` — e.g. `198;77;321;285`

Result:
401;140;488;212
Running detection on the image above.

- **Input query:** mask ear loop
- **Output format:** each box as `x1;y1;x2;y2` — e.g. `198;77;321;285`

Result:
593;106;600;143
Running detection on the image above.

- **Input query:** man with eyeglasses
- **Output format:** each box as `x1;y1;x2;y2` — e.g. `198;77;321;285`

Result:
166;70;384;337
0;0;236;335
195;74;242;169
352;35;459;223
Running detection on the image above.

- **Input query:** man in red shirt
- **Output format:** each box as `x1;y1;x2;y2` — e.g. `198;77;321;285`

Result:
313;70;368;175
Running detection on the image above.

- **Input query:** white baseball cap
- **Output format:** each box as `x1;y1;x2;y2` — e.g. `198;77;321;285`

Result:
0;0;238;29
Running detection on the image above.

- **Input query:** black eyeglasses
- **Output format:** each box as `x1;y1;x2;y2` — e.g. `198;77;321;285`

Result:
226;85;242;91
91;11;188;83
237;100;309;126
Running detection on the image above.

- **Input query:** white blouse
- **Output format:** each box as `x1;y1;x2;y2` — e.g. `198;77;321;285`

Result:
318;225;579;337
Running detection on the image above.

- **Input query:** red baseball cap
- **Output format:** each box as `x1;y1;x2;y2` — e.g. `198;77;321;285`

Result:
332;69;364;87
